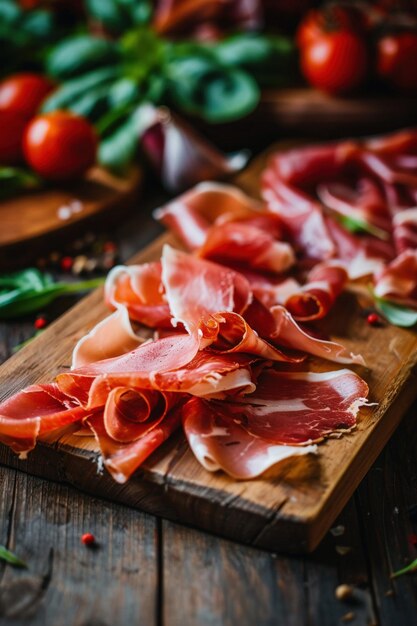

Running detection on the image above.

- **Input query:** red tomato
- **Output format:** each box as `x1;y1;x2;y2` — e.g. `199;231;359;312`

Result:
296;5;369;50
0;110;28;164
0;74;54;120
23;111;97;180
300;30;368;95
377;32;417;93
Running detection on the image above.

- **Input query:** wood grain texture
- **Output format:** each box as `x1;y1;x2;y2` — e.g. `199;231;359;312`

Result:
0;165;143;269
0;145;417;554
0;468;158;626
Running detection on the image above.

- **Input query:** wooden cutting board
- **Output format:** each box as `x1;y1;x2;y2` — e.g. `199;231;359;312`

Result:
0;165;143;269
0;146;416;554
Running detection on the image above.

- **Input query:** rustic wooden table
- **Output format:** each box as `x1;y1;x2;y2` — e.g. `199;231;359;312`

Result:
0;186;416;626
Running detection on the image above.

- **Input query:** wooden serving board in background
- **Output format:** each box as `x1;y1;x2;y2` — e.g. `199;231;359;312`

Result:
197;88;417;151
0;147;417;553
0;165;143;269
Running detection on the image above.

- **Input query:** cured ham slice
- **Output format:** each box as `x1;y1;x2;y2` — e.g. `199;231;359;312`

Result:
268;143;341;187
198;221;295;274
393;208;417;253
374;249;417;308
106;263;172;329
161;244;251;333
220;368;369;443
59;335;256;409
103;388;178;443
183;367;368;479
262;169;336;261
154;182;263;250
268;306;365;365
87;406;182;483
72;308;145;368
317;179;392;235
0;384;92;454
183;397;317;480
325;216;392;279
284;261;348;321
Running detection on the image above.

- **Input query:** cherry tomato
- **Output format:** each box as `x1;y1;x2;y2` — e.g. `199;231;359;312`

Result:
300;30;368;95
0;74;54;120
23;111;97;180
377;32;417;93
296;5;369;50
0;110;28;164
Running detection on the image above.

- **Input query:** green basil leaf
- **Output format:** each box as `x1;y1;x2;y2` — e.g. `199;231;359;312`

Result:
212;33;295;86
168;59;260;123
42;66;121;113
46;35;120;80
0;0;21;25
336;214;389;241
0;167;42;199
0;545;27;568
391;557;417;578
86;0;126;30
0;271;103;319
108;77;140;109
375;298;417;328
99;104;154;172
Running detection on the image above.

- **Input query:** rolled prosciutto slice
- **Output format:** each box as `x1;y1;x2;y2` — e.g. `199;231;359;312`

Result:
87;405;183;483
374;249;417;308
284;261;348;321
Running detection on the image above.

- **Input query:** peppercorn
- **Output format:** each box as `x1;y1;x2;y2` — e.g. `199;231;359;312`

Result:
81;532;95;546
60;256;73;272
34;316;48;330
367;312;381;326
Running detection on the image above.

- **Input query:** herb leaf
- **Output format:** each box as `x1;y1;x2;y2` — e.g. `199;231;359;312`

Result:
0;269;104;319
0;545;27;568
391;557;417;578
375;298;417;328
337;214;389;241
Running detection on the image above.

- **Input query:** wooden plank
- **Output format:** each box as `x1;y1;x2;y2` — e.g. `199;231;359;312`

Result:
356;408;417;625
0;466;158;626
162;498;377;626
0;144;416;554
0;165;143;269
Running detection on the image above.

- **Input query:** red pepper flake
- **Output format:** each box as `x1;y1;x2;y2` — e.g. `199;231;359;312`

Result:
103;241;117;254
60;256;73;272
367;312;381;326
81;533;96;546
34;316;48;330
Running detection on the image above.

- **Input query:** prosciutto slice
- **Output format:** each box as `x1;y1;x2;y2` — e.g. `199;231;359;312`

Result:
198;221;295;274
183;367;368;479
284;261;348;321
262;169;336;261
374;249;417;308
183;398;317;480
106;263;172;329
87;405;182;483
0;384;92;454
393;208;417;253
161;244;251;333
72;308;145;368
154;182;264;251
